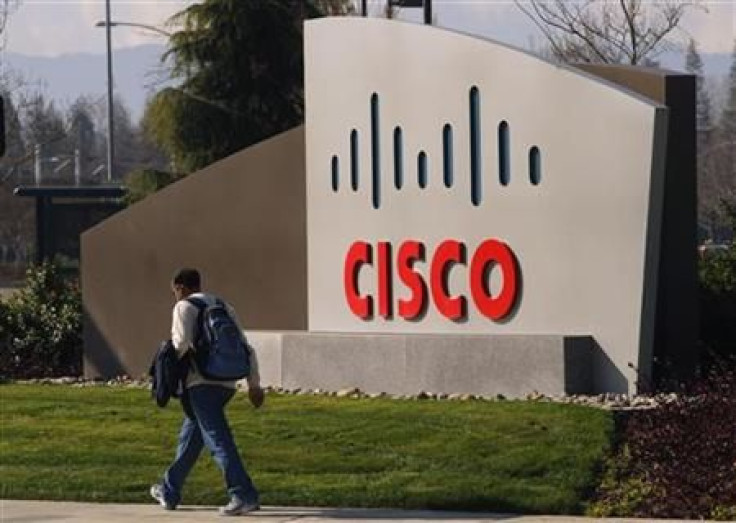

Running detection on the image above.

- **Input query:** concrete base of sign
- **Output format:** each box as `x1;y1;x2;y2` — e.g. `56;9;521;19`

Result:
248;332;593;398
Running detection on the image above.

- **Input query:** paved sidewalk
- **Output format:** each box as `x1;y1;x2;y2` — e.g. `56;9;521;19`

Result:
0;500;702;523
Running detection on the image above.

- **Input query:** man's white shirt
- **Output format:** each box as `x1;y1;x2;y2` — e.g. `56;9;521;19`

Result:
171;292;260;390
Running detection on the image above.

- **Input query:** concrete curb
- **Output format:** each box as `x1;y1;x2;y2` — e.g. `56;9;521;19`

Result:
0;500;706;522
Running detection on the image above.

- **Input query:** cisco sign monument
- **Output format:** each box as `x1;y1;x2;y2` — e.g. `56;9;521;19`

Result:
82;18;697;397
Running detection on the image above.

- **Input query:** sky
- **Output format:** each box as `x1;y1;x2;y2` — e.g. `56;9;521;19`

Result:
3;0;735;58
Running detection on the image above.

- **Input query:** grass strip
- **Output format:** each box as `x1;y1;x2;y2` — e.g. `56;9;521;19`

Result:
0;384;613;514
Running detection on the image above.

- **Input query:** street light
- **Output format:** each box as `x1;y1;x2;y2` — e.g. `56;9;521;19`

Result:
94;20;172;37
100;0;113;183
387;0;431;24
94;16;171;184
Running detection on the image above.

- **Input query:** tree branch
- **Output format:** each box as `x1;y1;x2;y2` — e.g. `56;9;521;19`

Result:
515;0;698;65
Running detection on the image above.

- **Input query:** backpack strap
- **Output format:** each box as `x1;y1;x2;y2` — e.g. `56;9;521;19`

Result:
215;298;225;308
185;297;207;351
186;297;207;309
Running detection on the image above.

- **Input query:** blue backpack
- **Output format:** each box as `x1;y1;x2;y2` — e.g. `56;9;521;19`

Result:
187;297;252;381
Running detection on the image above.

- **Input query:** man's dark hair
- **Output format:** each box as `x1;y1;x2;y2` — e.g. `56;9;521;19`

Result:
173;268;201;290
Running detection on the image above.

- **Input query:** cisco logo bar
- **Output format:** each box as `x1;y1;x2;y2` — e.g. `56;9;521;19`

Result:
330;87;543;209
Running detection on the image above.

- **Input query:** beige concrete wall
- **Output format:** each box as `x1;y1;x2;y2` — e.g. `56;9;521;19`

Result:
82;127;307;378
247;332;593;398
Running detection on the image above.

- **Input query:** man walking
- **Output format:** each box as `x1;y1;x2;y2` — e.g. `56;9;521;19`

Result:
151;268;264;516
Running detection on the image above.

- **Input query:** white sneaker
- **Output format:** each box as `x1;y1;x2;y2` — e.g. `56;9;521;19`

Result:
219;496;260;516
149;484;176;510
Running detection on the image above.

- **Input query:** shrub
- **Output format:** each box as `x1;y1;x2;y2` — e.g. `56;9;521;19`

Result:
587;451;656;518
0;262;82;378
590;361;736;519
699;245;736;364
699;205;736;365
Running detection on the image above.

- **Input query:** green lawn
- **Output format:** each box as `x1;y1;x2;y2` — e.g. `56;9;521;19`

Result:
0;384;613;514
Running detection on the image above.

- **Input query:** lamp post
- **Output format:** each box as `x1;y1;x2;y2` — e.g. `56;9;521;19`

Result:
387;0;431;24
94;17;171;184
104;0;114;183
94;20;172;37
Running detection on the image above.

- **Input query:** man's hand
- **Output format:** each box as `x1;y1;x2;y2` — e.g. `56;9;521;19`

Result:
248;386;265;409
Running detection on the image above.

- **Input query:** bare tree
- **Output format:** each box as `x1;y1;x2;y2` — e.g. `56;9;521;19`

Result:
515;0;698;65
0;0;19;49
0;87;33;278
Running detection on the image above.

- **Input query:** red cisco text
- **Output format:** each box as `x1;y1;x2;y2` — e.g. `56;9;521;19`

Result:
344;239;520;321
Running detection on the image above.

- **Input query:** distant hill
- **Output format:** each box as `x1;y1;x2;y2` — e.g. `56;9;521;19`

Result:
4;44;168;123
2;44;732;125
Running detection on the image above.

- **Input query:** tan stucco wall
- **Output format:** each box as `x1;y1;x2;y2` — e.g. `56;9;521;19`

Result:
82;127;306;378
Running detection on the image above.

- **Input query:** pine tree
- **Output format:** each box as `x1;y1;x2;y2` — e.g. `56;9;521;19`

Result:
67;97;99;182
685;39;712;140
687;39;718;233
718;41;736;198
145;0;326;173
707;40;736;240
721;40;736;144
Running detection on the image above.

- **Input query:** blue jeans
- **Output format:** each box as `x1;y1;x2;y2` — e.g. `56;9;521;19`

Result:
162;385;259;506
